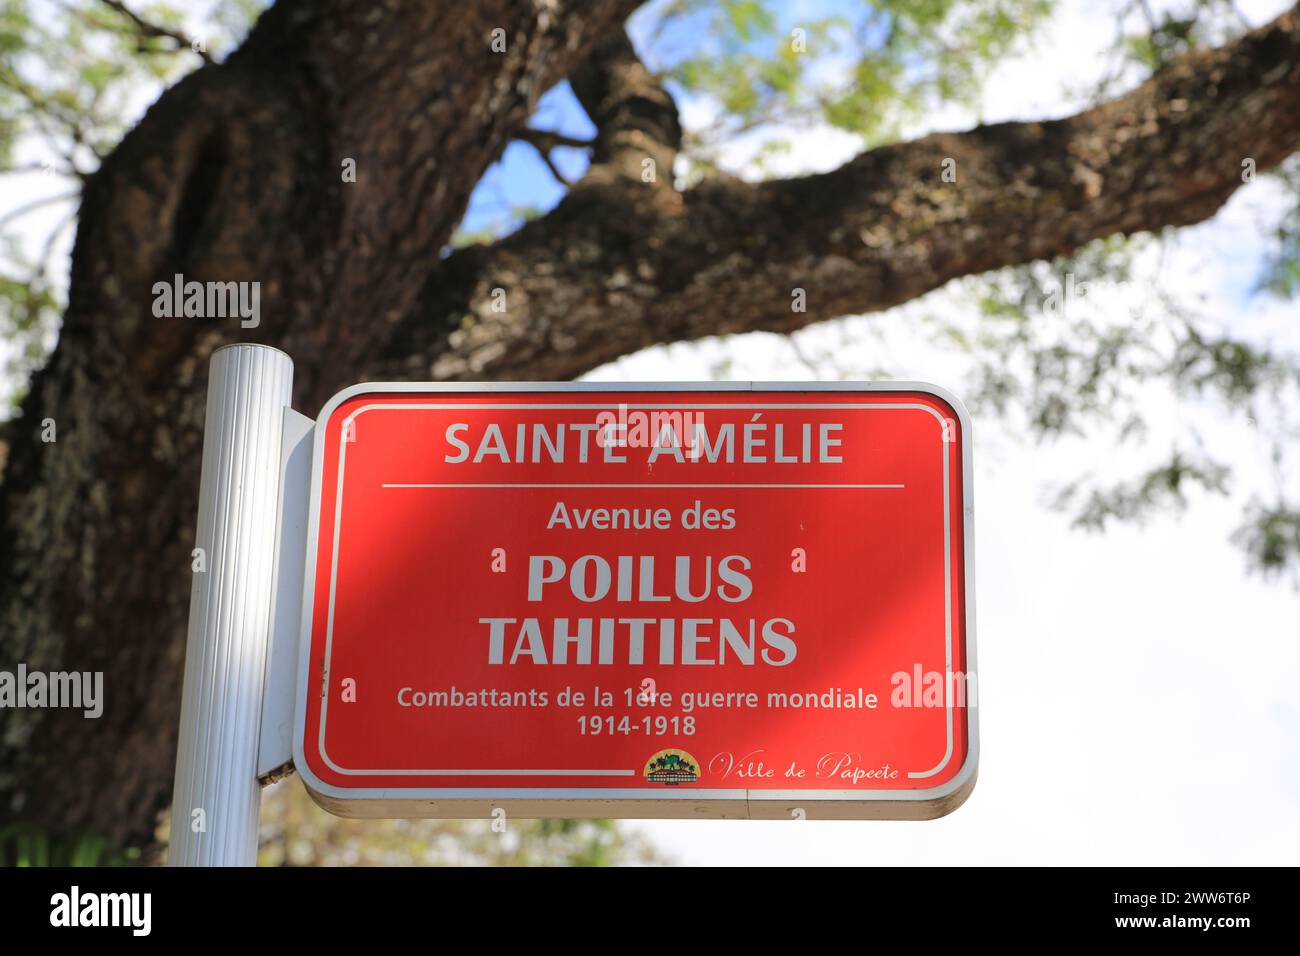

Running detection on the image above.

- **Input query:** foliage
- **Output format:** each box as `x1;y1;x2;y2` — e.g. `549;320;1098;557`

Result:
1090;0;1255;97
922;229;1300;577
1232;501;1300;582
1257;159;1300;299
0;0;261;413
650;0;1053;171
0;822;142;865
254;779;667;867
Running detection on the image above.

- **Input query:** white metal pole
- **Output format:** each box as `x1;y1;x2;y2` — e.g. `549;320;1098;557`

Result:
168;344;294;866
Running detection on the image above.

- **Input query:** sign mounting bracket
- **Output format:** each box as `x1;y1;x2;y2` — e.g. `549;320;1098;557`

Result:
257;406;315;782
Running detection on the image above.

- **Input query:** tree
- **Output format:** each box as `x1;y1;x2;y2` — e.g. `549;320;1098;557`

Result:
1;0;1298;855
253;780;666;866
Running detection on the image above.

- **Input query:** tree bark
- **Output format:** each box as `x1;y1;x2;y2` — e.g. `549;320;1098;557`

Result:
376;4;1300;383
1;0;1298;853
0;0;640;851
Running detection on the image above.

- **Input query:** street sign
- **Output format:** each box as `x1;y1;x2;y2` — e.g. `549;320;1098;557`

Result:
293;383;976;820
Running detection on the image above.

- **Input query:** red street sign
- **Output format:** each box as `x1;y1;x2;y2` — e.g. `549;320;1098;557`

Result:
294;383;976;819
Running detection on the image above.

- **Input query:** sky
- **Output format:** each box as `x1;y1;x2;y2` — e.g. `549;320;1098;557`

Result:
2;0;1298;866
582;0;1300;865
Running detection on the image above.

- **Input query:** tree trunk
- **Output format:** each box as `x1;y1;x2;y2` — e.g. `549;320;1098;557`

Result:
0;0;639;851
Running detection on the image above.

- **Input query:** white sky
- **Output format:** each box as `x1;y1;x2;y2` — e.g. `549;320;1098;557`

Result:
589;0;1300;864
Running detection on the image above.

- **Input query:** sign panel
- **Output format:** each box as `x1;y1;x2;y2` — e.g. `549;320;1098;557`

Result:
294;383;976;819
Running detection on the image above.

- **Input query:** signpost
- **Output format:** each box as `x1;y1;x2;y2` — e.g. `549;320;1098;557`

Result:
171;362;977;864
169;345;294;865
292;383;976;820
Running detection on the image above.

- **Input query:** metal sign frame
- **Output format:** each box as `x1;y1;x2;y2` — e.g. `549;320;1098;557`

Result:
290;381;978;821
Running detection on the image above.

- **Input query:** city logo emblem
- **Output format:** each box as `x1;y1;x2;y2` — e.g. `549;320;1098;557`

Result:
644;748;700;785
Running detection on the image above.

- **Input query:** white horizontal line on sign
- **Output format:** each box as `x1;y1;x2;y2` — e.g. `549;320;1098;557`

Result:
380;483;907;489
364;769;639;776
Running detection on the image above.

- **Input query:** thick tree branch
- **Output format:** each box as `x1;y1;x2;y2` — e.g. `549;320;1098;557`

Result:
569;27;682;190
377;3;1300;383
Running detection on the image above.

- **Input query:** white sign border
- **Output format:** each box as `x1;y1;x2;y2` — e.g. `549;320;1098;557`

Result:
291;382;978;819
